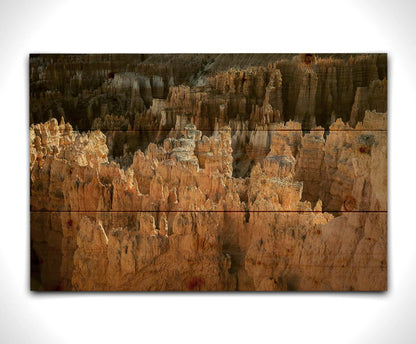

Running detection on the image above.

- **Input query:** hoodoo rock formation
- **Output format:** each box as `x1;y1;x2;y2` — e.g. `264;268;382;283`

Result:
30;54;387;171
30;54;387;291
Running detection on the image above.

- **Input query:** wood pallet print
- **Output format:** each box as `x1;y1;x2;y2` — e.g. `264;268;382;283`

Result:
29;54;387;291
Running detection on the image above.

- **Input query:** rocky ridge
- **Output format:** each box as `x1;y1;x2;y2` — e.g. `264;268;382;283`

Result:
30;109;387;291
30;54;387;175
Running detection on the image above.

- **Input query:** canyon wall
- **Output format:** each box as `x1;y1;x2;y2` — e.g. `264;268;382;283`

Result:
30;109;387;291
30;54;387;291
30;54;387;174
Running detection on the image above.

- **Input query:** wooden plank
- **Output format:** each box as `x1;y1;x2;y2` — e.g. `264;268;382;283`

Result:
29;53;388;291
30;211;387;291
30;129;386;212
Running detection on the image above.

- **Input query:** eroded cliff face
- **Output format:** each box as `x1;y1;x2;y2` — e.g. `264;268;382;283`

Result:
30;108;387;291
30;54;387;291
30;54;387;174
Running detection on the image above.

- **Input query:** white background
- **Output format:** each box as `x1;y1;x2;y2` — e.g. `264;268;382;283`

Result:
0;0;414;343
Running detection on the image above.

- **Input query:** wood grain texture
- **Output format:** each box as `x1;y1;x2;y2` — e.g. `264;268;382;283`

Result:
30;54;387;291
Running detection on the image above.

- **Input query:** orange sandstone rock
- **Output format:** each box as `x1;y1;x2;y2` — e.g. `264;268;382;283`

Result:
30;109;387;291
